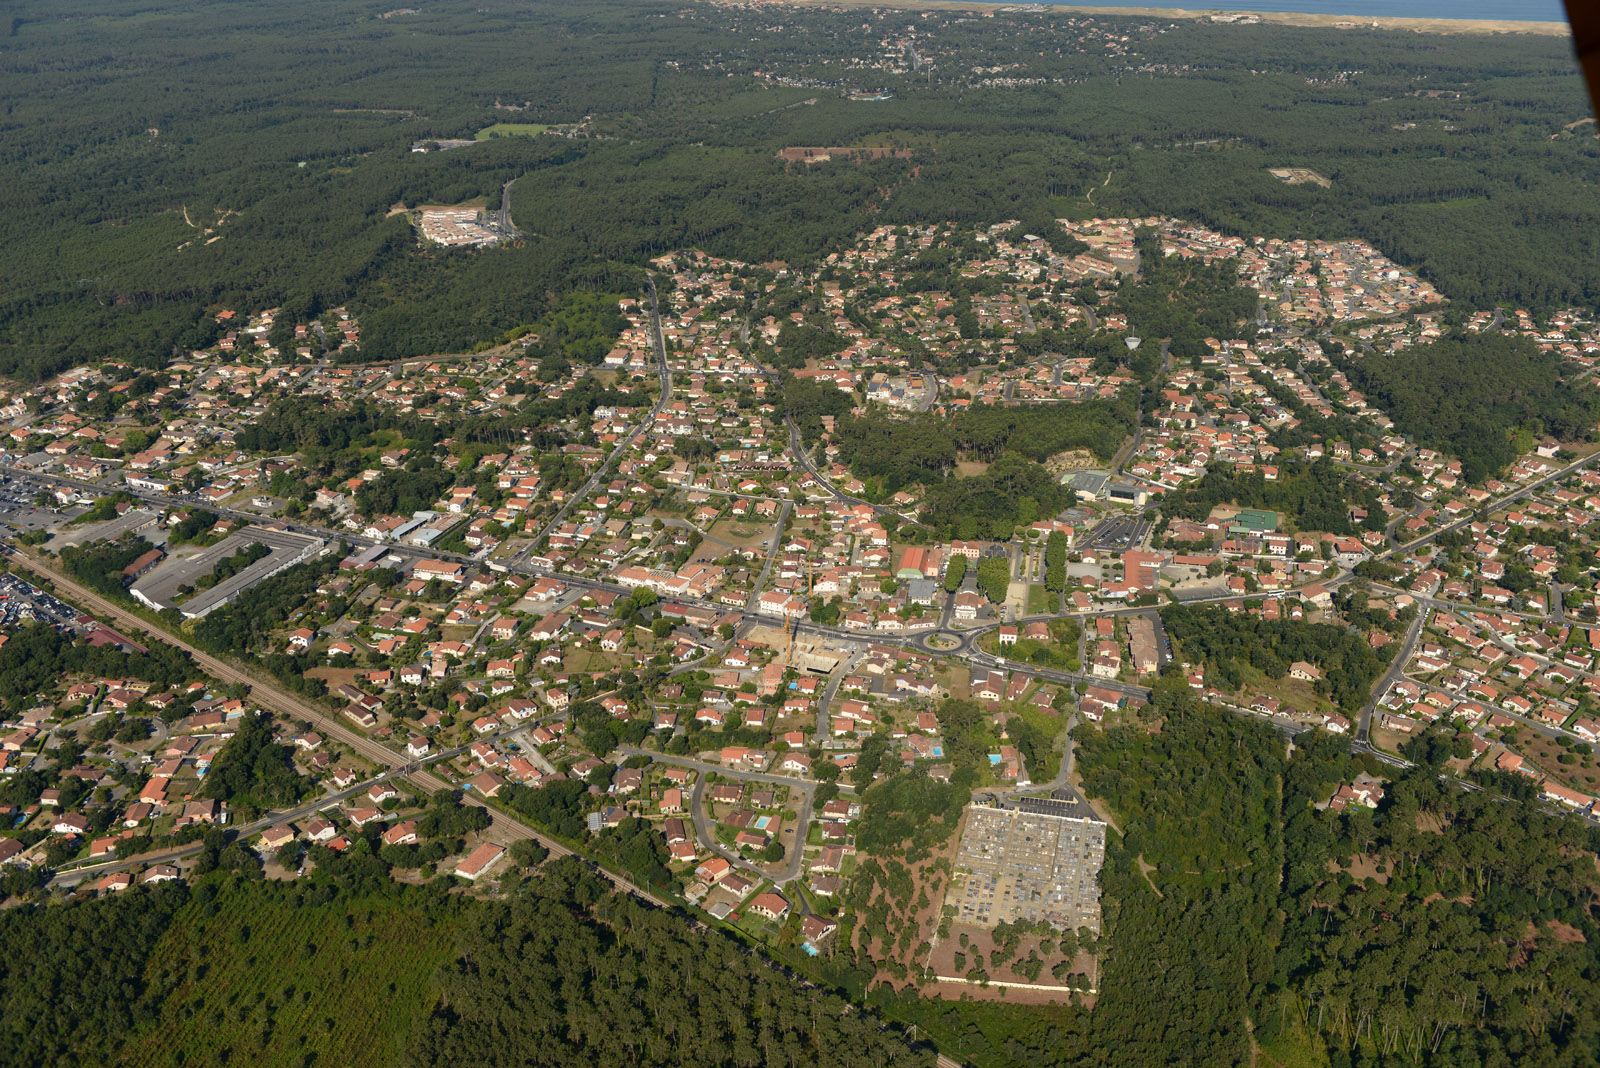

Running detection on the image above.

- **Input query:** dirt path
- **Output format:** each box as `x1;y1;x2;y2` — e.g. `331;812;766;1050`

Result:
1065;763;1121;834
1136;854;1163;898
1085;167;1113;204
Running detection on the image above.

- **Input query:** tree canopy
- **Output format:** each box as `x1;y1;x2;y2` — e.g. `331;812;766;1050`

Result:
1338;334;1599;482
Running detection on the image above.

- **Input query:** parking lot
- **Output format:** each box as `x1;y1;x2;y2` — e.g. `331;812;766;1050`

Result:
1083;514;1150;552
0;475;70;534
0;572;81;629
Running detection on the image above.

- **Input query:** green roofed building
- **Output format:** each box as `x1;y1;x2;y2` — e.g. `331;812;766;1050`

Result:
1231;508;1279;533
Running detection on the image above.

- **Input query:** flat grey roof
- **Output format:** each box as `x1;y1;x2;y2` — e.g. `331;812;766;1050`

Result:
131;526;323;617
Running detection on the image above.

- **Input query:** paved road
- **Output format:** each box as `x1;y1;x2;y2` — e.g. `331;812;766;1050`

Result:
989;710;1081;797
732;346;921;526
780;413;866;512
620;747;817;793
493;177;520;237
522;279;672;554
14;549;669;906
51;775;394;889
686;772;734;869
815;647;863;740
1377;449;1600;565
1356;604;1427;744
1386;591;1596;746
1109;339;1167;477
916;367;939;413
622;748;815;885
744;500;791;610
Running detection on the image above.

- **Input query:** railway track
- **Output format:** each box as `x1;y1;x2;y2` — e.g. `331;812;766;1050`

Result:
13;553;974;1057
10;549;669;907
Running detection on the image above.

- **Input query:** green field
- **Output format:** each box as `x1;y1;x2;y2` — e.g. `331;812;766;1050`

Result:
475;122;549;139
1026;583;1055;615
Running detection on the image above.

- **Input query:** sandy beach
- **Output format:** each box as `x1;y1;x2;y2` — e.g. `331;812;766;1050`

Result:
781;0;1571;37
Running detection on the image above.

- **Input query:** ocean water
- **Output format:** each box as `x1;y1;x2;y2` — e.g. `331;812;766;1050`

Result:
996;0;1569;23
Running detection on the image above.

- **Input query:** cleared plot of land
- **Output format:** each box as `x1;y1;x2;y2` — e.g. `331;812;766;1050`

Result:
927;922;1097;1002
854;813;966;995
475;123;549;139
305;666;365;690
1268;166;1331;188
413;198;489;211
704;519;775;546
1514;728;1600;794
776;145;913;165
697;519;779;565
564;646;641;674
333;107;420;117
1044;448;1098;475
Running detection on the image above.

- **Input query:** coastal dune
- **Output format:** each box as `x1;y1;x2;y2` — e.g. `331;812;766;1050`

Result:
786;0;1571;37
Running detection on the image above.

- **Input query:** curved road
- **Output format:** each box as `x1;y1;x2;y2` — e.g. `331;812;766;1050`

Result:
619;747;815;886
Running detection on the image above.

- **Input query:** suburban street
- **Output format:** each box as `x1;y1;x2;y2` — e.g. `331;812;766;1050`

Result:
1356;604;1428;744
744;500;792;610
11;547;670;907
519;274;673;556
619;748;816;886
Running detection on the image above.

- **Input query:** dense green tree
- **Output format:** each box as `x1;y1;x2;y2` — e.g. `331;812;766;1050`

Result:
976;556;1010;604
201;711;308;813
943;554;967;593
410;859;934;1068
1338;334;1598;482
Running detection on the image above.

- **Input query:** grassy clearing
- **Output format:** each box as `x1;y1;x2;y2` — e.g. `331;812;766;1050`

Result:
1012;703;1067;782
1026;584;1055;615
705;518;774;549
475;122;549;139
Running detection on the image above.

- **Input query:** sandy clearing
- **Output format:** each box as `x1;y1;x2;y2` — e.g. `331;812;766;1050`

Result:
784;0;1568;37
